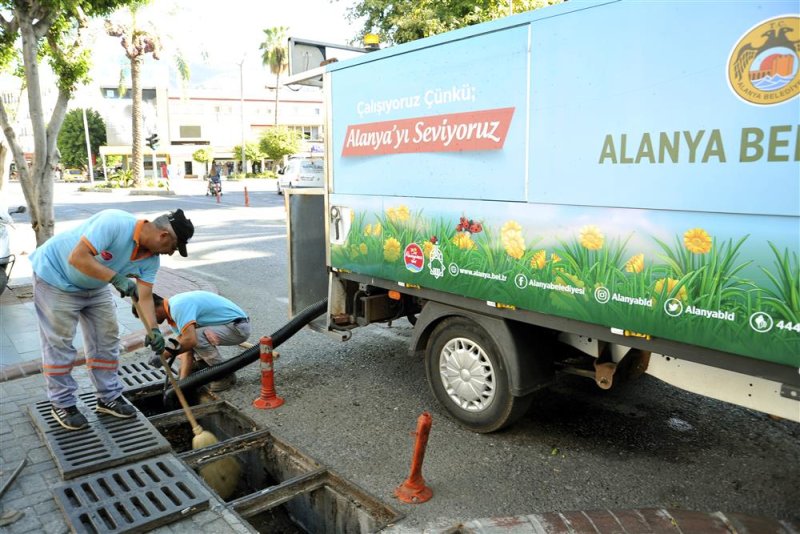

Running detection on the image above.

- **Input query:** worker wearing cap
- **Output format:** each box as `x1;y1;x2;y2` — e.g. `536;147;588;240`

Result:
136;291;250;392
30;208;194;431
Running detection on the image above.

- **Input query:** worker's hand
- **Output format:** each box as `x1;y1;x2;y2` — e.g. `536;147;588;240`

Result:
147;353;164;368
145;328;165;354
110;273;138;299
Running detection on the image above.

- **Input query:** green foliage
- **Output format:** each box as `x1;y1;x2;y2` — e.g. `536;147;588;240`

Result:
57;109;107;168
259;127;301;162
259;26;288;77
347;0;564;44
232;141;263;163
110;168;135;187
192;148;214;165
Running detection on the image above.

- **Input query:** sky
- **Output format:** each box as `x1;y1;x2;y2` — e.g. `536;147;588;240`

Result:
89;0;364;94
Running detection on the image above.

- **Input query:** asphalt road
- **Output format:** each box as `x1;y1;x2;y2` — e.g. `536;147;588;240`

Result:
4;180;799;530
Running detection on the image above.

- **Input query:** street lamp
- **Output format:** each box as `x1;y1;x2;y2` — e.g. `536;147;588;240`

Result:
239;55;246;178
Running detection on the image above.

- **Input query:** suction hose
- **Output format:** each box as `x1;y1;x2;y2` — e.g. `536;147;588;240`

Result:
164;298;328;402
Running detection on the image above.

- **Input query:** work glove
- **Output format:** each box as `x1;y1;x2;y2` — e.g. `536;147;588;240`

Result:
144;327;165;354
148;339;182;368
110;273;138;299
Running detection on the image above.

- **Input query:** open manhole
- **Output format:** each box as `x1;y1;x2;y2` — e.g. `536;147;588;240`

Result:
179;428;402;533
28;393;171;479
148;400;258;452
52;454;212;533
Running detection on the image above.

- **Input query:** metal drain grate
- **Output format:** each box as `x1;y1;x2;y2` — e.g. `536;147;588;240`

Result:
52;454;211;533
28;393;171;479
118;361;167;395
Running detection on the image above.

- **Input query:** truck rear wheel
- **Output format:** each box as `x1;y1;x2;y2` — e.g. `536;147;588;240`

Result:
425;317;532;433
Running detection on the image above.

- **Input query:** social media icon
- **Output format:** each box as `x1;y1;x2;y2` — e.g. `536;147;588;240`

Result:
664;298;683;317
594;286;610;304
749;312;773;333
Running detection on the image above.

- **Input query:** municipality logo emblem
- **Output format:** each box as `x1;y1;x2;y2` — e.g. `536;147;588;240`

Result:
728;15;800;105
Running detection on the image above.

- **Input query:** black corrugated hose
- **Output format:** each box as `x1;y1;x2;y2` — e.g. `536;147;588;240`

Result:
163;298;328;402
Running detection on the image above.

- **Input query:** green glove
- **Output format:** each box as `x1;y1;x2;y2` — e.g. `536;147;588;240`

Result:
110;273;138;299
144;328;165;354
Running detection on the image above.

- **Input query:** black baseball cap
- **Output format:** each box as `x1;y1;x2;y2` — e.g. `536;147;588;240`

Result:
168;209;194;257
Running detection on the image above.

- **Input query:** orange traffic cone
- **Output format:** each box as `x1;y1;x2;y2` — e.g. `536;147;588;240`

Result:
253;336;284;409
395;412;433;503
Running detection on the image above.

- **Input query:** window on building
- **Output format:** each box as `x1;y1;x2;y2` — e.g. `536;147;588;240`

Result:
285;125;323;141
180;125;202;138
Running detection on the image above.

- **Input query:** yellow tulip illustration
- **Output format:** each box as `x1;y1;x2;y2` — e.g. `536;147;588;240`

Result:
579;225;604;251
684;228;712;254
530;250;546;269
384;237;401;262
501;220;525;259
625;253;645;273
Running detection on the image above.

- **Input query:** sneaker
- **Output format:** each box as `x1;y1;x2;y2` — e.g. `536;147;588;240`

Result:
51;404;88;431
96;397;136;418
209;373;236;392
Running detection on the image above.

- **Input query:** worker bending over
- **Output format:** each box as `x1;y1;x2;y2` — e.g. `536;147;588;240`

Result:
134;290;250;392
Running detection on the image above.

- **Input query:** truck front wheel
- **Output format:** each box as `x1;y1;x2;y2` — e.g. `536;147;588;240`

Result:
425;317;532;433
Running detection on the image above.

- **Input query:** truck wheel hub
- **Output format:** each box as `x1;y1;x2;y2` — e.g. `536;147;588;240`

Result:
439;337;495;412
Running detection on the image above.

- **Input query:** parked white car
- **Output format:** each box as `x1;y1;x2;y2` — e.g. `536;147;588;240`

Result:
276;156;324;195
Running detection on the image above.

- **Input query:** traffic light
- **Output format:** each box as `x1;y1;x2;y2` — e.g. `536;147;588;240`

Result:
146;133;159;150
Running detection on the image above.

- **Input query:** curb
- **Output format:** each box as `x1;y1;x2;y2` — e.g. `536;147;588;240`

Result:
0;267;217;382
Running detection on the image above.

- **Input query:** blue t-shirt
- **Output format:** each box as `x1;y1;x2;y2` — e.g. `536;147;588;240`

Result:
30;209;160;292
165;291;247;335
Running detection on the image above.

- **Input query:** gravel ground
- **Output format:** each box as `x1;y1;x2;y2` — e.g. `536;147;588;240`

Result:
128;320;800;531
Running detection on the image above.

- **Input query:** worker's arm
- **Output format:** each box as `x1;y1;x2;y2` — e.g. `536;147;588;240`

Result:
68;239;116;283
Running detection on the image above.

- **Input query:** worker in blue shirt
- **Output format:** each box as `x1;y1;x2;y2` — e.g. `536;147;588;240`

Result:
135;290;250;392
30;208;194;430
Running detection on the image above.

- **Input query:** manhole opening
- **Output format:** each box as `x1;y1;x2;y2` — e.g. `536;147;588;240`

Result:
180;429;401;532
248;481;396;534
130;388;207;417
148;400;258;452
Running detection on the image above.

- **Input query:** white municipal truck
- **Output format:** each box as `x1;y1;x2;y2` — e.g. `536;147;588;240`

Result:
284;0;800;432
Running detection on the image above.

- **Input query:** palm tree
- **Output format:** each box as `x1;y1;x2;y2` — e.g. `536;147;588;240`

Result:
104;2;190;188
259;26;288;126
105;5;160;188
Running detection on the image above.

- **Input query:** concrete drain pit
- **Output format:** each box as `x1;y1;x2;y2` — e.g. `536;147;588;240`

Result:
147;400;258;452
179;428;402;533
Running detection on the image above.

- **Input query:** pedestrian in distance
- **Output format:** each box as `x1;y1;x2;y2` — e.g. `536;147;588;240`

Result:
30;208;194;430
134;290;250;392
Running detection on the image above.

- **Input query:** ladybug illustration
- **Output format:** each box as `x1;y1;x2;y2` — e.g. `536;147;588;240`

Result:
469;221;483;234
430;236;438;244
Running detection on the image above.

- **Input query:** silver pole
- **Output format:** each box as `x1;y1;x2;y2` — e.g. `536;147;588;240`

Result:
82;108;94;184
240;57;247;177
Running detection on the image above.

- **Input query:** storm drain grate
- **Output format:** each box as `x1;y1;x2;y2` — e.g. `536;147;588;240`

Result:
118;361;167;395
28;392;171;479
52;454;211;533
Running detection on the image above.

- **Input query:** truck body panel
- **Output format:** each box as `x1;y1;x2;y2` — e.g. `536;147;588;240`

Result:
325;0;799;368
285;0;800;428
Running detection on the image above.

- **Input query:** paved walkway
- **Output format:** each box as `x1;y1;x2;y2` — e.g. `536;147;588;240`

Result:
0;268;216;382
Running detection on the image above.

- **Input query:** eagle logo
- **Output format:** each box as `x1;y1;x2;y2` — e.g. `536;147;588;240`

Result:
728;15;800;105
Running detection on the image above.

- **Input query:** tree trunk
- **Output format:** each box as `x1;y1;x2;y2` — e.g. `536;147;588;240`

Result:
10;11;62;245
131;55;144;187
274;72;280;126
0;144;7;192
